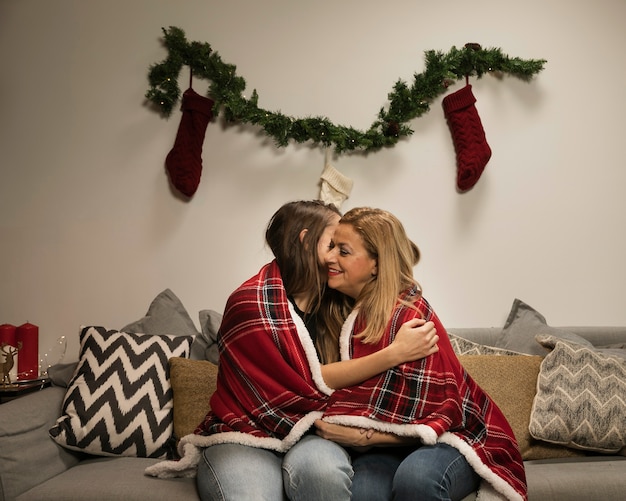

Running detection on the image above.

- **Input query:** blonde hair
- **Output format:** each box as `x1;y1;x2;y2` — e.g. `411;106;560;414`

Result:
340;207;422;344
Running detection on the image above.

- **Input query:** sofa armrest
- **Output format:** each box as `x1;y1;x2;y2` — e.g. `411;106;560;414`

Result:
0;386;81;501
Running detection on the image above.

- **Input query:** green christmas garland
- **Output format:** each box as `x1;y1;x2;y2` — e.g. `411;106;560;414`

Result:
146;27;546;154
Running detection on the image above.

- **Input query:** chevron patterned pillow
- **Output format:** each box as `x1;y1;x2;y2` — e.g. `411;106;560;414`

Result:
49;326;192;458
449;333;522;355
529;334;626;453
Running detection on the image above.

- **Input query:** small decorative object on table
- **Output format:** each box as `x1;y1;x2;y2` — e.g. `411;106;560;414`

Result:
0;323;20;385
1;341;22;387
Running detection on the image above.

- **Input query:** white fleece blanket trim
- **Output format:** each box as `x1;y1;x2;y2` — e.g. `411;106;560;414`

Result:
287;300;334;396
339;309;358;360
438;432;524;501
144;410;324;479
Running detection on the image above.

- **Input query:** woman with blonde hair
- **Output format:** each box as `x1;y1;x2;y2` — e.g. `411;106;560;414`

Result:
315;207;527;501
146;200;439;500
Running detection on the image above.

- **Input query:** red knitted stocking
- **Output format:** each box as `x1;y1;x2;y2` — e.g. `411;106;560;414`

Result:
165;88;214;197
442;84;491;192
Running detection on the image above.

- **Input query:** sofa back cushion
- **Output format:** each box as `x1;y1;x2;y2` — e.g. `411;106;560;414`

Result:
0;386;82;501
459;355;585;460
169;357;218;439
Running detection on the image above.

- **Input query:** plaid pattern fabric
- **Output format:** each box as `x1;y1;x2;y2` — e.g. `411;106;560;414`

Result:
325;292;527;501
194;260;329;448
152;266;526;499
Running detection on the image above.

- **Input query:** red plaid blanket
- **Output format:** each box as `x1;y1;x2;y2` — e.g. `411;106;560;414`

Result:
325;293;527;500
195;260;331;449
146;261;526;500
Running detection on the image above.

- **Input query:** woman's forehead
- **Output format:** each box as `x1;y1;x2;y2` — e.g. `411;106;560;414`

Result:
334;223;361;242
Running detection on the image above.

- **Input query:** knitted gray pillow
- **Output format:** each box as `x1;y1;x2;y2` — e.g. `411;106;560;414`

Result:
529;334;626;453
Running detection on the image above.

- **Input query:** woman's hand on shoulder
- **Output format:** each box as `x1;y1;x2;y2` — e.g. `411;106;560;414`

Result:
389;318;439;365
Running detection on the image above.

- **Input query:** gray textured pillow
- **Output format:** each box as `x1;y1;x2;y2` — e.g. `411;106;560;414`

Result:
48;362;78;388
122;288;205;359
495;299;580;355
194;309;222;364
529;334;626;453
121;289;198;338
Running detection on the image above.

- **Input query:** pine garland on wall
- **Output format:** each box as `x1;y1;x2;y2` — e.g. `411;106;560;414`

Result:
146;27;546;154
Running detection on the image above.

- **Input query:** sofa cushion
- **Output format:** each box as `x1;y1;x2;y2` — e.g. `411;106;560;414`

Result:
495;299;582;355
49;326;192;458
169;357;218;439
459;355;585;460
529;334;626;453
0;386;82;501
15;457;200;501
524;456;626;501
48;362;78;388
195;309;222;364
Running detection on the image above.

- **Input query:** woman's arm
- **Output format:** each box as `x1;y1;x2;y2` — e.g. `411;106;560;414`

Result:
314;420;420;451
320;318;439;389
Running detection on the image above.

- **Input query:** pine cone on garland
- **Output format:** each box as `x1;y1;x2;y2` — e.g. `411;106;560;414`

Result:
385;121;400;137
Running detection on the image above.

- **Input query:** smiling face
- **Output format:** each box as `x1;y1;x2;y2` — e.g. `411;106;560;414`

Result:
326;222;378;299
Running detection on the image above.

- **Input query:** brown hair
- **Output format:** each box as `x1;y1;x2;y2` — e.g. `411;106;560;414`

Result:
265;200;351;362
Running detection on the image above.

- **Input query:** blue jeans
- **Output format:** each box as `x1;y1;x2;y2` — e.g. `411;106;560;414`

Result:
197;442;284;501
196;435;352;501
283;434;353;500
351;443;480;501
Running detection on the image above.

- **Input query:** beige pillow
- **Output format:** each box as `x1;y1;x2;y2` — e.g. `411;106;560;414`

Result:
459;355;585;460
169;357;218;439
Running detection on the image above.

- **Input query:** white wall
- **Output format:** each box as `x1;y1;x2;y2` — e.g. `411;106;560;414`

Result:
1;0;625;362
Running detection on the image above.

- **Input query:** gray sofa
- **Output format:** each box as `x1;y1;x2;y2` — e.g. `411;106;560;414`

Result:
1;306;625;500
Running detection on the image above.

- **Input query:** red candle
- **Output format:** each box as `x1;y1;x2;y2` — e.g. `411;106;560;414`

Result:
16;322;39;380
0;323;17;347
